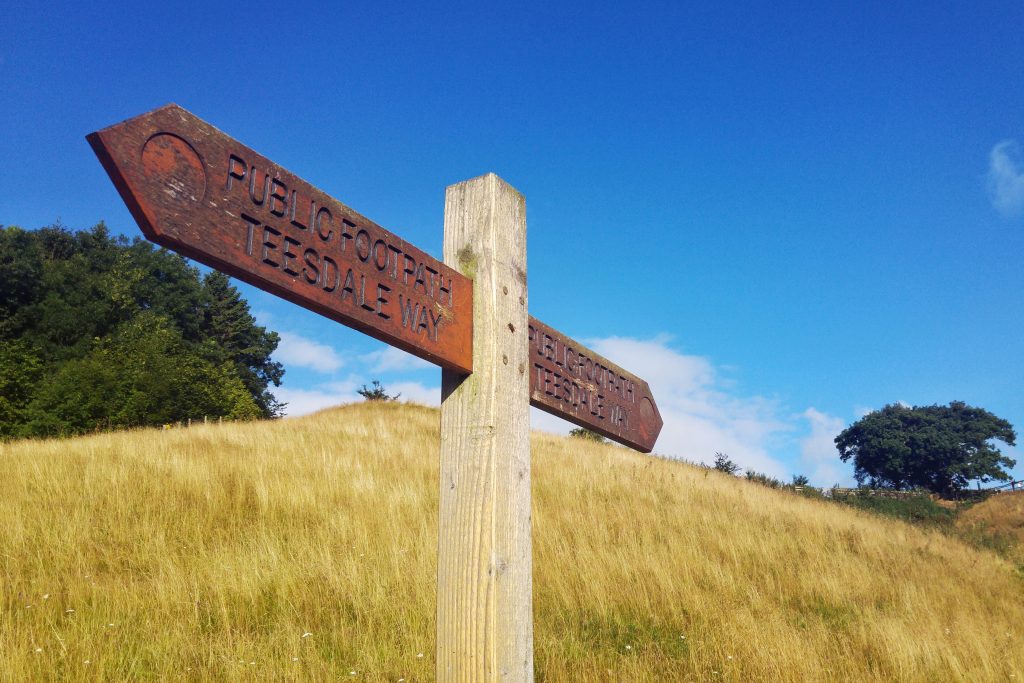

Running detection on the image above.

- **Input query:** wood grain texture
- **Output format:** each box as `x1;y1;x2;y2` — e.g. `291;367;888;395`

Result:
438;174;532;682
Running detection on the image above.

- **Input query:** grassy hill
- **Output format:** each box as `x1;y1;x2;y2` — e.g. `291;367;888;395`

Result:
1;402;1022;681
956;490;1024;569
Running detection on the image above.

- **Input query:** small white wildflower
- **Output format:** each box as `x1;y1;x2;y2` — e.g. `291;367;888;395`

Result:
727;655;733;660
625;644;632;650
42;594;50;600
292;657;299;662
250;661;255;665
65;609;75;614
108;623;115;627
84;660;90;665
416;653;424;658
350;671;356;675
301;632;313;638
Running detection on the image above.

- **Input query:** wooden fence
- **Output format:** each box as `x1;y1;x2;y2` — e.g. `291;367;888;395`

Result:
816;481;1024;501
824;487;928;500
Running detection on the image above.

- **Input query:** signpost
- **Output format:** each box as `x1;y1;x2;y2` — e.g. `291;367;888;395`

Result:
528;317;661;452
88;105;663;682
87;105;473;373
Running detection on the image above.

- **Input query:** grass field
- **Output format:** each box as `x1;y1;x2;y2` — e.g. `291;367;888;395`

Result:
956;490;1024;569
1;402;1022;681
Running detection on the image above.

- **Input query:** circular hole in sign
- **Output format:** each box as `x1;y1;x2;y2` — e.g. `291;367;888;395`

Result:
141;133;206;205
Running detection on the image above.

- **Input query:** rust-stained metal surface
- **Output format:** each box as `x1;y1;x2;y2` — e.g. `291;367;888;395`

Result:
528;318;662;452
87;104;473;374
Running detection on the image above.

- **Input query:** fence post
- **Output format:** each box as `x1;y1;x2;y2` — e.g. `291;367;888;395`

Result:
437;173;532;681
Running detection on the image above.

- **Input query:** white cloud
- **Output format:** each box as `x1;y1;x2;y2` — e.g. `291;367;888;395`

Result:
251;309;275;327
276;378;440;416
385;381;442;406
265;332;867;487
360;346;433;373
274;332;344;373
531;406;573;436
798;408;853;487
987;139;1024;218
578;336;791;478
275;385;352;416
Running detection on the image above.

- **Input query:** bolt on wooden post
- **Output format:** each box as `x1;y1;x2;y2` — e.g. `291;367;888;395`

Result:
438;174;533;681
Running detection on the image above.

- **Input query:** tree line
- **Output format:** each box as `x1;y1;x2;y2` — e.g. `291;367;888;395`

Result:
707;403;1016;498
1;223;284;438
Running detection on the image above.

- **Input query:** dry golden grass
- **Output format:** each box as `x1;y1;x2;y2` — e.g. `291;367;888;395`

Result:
1;402;1022;681
956;491;1024;568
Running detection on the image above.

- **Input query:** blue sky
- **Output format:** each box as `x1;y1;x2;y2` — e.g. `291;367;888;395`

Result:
3;1;1022;485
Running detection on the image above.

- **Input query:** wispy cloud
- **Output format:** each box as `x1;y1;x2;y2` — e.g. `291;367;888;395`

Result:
268;332;865;486
276;378;440;416
382;381;442;406
853;405;874;418
275;385;354;416
798;408;853;487
987;139;1024;218
274;332;344;373
581;336;792;478
360;346;433;373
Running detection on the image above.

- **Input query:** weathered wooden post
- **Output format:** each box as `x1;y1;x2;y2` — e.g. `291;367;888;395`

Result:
438;174;532;681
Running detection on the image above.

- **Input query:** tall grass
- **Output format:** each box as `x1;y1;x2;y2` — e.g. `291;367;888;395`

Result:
956;492;1024;569
1;402;1022;681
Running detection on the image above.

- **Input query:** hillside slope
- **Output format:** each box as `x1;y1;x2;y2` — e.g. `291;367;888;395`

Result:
956;491;1024;568
1;402;1022;681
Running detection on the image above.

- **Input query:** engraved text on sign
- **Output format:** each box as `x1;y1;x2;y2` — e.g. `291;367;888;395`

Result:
87;104;473;373
528;318;662;452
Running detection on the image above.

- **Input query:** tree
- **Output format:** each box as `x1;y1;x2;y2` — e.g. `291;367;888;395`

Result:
21;312;262;437
199;271;284;417
0;226;44;336
0;223;285;438
792;474;810;487
569;427;606;443
834;402;1017;497
0;340;43;437
713;452;741;475
357;380;400;401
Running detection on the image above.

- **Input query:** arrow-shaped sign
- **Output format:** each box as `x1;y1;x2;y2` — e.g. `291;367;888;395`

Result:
528;318;662;452
87;104;474;373
87;105;662;451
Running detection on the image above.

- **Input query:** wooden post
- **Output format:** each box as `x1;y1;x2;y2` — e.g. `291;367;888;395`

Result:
438;173;532;681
